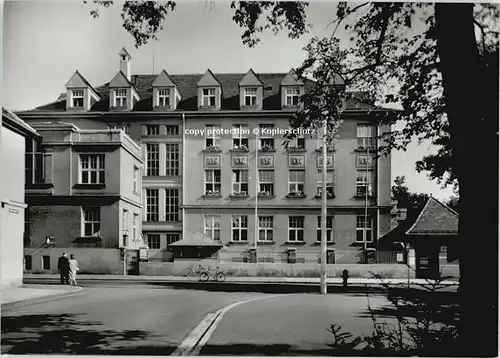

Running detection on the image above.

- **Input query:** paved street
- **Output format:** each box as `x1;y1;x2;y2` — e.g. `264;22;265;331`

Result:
1;283;393;355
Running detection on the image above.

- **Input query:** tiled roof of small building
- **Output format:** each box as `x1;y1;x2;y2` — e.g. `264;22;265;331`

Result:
405;197;459;236
30;72;378;112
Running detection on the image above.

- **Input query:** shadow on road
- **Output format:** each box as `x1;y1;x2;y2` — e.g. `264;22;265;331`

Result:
1;313;176;355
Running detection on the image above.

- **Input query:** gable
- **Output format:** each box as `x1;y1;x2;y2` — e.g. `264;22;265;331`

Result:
119;47;131;59
281;69;304;86
239;69;263;87
197;69;221;87
109;71;132;88
406;197;459;236
66;71;90;89
152;70;176;87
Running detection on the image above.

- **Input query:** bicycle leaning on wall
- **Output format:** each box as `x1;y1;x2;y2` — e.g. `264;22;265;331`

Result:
198;265;226;282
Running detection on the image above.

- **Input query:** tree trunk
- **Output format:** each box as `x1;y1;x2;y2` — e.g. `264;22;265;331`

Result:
435;3;498;356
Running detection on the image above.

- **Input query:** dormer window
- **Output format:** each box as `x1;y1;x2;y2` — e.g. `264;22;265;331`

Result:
115;89;127;107
285;87;300;106
202;88;216;107
158;89;170;107
72;90;84;108
244;88;258;106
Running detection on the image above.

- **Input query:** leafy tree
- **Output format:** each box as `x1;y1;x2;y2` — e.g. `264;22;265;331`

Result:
84;1;498;354
391;176;430;221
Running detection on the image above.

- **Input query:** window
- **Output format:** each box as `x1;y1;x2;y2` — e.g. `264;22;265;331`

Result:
25;139;45;184
115;89;127;107
259;170;274;196
232;124;249;148
232;215;248;241
133;214;138;239
158;89;170;107
316;127;335;151
285;87;300;106
166;125;179;136
202;88;216;106
109;124;129;134
146;125;160;136
356;215;373;242
259;216;274;242
147;234;161;249
356;170;374;197
205;125;221;149
146;144;160;176
42;256;50;270
204;215;221;241
259;124;275;150
146;189;159;222
316;216;334;242
25;255;32;270
316;171;334;197
290;135;305;149
244;88;257;106
165;189;180;222
357;153;374;167
80;154;105;184
83;207;101;237
289;170;305;194
166;232;181;245
288;216;304;242
357;124;375;149
205;170;221;195
122;234;128;247
72;90;84;107
122;209;128;231
232;170;248;195
133;166;139;193
165;144;180;176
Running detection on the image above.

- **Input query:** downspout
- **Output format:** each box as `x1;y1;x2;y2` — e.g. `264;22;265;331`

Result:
182;113;186;239
69;132;73;196
376;122;380;261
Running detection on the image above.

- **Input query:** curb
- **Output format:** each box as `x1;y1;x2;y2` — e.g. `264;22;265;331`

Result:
1;286;85;310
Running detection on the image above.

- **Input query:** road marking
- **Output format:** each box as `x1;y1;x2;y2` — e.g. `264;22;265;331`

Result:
171;295;286;356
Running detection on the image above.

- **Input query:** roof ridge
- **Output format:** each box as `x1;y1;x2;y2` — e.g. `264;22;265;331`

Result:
405;197;432;235
431;196;459;217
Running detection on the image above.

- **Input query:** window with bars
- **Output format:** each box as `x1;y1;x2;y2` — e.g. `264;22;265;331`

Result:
259;170;274;196
166;232;181;245
202;88;216;106
232;215;248;241
259;216;274;242
146;189;159;222
232;124;249;148
204;216;221;241
83;207;101;237
232;170;248;195
288;170;305;194
205;125;221;149
205;170;221;195
165;189;180;222
158;89;171;107
115;89;127;107
288;216;304;242
259;124;275;150
356;215;373;243
356;170;374;196
244;88;257;106
166;125;180;136
72;90;84;107
285;87;300;106
165;144;180;176
316;170;334;197
80;154;105;184
316;216;334;242
146;125;160;136
147;234;161;249
357;124;375;149
146;144;160;176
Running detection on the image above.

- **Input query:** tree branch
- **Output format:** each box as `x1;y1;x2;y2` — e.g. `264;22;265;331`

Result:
328;2;369;39
474;19;486;50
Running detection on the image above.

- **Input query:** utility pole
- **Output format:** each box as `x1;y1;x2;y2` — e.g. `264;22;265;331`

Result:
254;128;259;263
320;119;328;294
363;142;370;263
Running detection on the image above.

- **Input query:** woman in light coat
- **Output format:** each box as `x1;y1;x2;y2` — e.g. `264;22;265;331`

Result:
68;254;79;286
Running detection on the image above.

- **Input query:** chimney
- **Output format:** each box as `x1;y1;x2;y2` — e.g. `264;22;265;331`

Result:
119;47;131;81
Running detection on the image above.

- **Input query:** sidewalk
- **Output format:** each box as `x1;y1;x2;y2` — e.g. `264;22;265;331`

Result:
24;274;459;286
1;284;83;306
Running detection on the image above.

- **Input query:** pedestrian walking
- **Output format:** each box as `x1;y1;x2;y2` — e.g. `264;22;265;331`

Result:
68;254;79;286
57;253;70;284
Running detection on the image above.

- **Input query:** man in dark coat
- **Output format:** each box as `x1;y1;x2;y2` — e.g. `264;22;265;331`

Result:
57;253;69;284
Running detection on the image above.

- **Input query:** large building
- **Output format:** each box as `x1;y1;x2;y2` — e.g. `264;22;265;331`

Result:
1;108;39;288
17;47;395;265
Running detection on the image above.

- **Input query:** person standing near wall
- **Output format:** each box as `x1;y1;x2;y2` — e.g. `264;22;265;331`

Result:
57;253;69;284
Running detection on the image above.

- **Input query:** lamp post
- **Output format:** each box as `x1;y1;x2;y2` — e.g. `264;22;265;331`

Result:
320;119;328;294
363;143;369;263
254;128;259;263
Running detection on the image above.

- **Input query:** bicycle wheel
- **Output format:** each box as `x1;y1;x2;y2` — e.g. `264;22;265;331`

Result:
199;272;209;282
216;272;226;282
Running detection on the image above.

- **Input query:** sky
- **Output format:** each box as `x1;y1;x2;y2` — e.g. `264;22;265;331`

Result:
1;0;456;200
